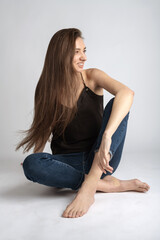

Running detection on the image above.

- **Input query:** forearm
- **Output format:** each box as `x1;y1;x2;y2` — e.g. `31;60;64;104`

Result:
104;89;134;138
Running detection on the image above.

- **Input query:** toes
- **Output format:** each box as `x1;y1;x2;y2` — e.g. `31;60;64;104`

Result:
141;188;147;192
68;209;82;218
68;209;74;218
75;212;80;218
63;208;79;218
144;183;150;190
62;209;84;218
73;211;80;218
142;182;150;191
141;183;148;189
62;212;67;218
138;187;149;193
62;211;68;218
79;211;85;217
136;188;147;193
71;209;76;218
134;179;150;191
75;210;84;218
62;207;71;218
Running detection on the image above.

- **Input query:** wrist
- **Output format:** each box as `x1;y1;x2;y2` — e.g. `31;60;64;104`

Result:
103;130;112;138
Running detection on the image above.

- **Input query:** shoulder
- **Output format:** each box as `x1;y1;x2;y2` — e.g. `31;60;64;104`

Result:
84;67;102;77
84;68;134;96
83;68;104;94
85;67;111;83
84;68;105;87
84;68;98;80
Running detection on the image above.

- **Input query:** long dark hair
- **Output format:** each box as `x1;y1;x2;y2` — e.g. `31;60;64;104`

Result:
15;28;84;153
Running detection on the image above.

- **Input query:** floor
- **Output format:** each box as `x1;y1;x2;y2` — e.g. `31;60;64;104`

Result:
0;152;160;240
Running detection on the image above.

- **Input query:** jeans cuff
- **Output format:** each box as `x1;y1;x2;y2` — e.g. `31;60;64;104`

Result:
72;173;85;191
109;150;113;160
94;148;99;154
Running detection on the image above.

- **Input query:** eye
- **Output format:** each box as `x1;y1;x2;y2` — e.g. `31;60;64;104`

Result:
75;49;87;54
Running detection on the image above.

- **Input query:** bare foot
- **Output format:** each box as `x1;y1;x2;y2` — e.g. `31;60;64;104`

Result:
99;175;150;193
62;151;150;218
62;178;96;218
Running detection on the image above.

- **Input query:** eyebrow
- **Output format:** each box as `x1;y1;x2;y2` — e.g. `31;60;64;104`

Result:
75;47;86;50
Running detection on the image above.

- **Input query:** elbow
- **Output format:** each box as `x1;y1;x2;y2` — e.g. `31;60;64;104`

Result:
117;88;135;96
127;88;135;96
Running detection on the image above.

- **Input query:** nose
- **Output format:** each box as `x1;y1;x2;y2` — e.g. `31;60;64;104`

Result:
80;52;87;61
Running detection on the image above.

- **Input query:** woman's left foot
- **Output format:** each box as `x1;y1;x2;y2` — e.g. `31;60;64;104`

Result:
62;179;96;218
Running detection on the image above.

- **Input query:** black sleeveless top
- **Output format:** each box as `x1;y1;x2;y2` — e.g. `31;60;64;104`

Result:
50;72;104;154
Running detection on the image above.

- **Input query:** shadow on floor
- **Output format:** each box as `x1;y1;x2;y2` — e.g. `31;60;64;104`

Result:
0;182;78;201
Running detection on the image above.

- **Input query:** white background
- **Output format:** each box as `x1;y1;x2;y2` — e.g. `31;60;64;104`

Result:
0;1;160;240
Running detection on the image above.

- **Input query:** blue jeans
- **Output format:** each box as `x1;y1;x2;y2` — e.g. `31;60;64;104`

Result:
22;97;130;191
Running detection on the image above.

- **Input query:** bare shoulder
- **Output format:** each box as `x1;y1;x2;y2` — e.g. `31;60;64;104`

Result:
84;68;134;96
84;68;97;83
83;68;104;95
84;68;104;87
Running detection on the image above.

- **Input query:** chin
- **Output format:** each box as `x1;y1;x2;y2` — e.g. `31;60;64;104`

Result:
77;69;83;73
72;65;84;73
76;68;84;73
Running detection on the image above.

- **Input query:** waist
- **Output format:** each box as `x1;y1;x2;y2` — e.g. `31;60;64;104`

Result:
50;135;97;155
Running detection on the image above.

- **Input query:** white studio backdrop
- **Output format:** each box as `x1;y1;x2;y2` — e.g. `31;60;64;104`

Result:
0;0;159;162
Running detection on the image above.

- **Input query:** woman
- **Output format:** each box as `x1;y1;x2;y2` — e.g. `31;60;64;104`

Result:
16;28;150;218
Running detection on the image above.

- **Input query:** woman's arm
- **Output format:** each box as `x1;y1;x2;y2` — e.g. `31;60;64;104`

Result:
104;89;134;137
89;68;134;137
89;68;134;174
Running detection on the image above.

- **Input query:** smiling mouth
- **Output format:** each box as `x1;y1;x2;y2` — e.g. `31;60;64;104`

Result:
77;63;84;68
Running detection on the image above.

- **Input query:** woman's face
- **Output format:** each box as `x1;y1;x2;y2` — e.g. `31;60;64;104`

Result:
72;37;87;72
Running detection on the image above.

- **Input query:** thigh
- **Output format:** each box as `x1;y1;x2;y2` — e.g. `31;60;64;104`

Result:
52;151;85;172
22;152;85;190
23;152;84;171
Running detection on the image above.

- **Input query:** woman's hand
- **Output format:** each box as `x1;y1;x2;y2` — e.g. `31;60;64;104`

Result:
96;133;113;174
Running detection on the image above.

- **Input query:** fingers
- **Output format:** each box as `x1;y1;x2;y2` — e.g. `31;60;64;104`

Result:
98;159;113;174
103;158;113;173
105;165;113;174
98;162;107;174
96;150;113;174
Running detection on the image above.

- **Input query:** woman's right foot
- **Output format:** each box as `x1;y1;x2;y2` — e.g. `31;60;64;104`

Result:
97;175;150;193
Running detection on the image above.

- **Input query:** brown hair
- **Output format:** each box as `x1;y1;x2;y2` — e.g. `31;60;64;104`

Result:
15;28;84;153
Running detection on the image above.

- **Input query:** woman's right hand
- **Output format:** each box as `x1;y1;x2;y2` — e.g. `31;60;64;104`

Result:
95;134;113;174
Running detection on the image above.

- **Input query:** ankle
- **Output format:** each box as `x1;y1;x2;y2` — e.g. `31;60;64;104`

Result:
80;176;98;193
84;174;99;186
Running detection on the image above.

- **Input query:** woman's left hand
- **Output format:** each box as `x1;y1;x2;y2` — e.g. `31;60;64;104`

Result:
96;133;113;174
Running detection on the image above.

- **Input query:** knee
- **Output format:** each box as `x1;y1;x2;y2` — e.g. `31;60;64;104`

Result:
125;111;130;121
22;154;36;180
108;97;115;106
22;153;45;180
104;97;130;119
22;152;52;181
23;152;51;169
103;97;115;115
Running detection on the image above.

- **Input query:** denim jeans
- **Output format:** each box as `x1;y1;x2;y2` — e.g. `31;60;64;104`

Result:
22;97;130;191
